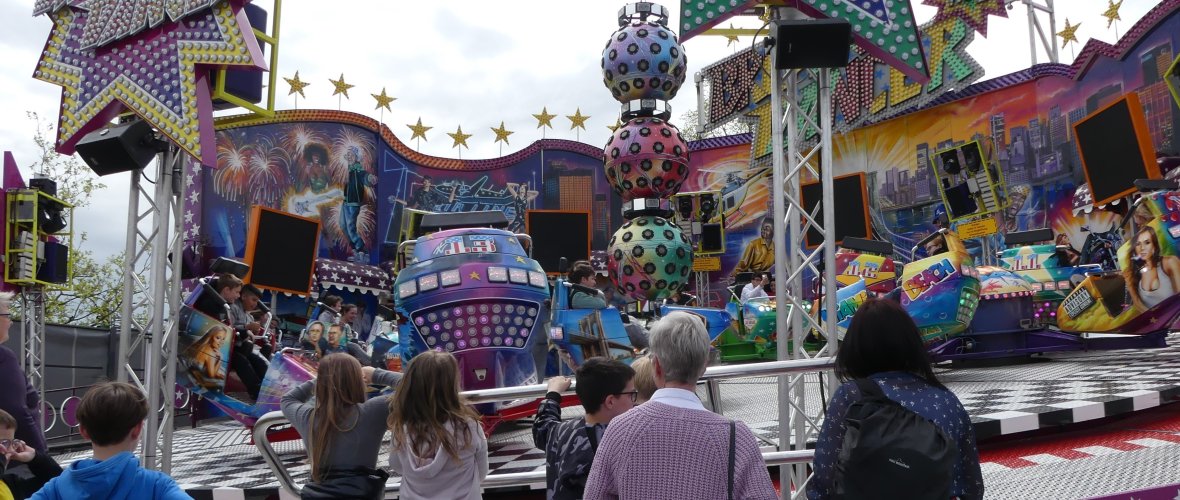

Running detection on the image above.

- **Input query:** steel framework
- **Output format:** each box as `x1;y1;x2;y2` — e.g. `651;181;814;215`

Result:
19;287;47;427
1006;0;1060;65
115;147;186;472
768;8;840;498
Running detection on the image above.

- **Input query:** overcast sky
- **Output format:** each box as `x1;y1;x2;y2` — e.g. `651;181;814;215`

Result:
0;0;1160;262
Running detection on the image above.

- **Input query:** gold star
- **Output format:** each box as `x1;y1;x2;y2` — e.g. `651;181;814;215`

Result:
407;118;432;141
533;107;556;129
607;120;624;132
371;87;396;111
515;256;526;263
566;108;590;130
491;121;514;145
1057;18;1081;49
1102;0;1122;29
725;23;740;47
329;73;354;98
469;271;481;280
447;125;472;149
283;71;310;98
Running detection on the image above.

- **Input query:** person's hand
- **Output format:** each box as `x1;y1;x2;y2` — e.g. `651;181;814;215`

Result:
7;439;35;463
247;322;261;333
546;376;571;393
361;366;376;384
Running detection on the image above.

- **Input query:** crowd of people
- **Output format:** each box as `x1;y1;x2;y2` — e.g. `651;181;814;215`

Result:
0;285;983;499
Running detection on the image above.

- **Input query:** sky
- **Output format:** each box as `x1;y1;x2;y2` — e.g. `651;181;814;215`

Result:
0;0;1162;262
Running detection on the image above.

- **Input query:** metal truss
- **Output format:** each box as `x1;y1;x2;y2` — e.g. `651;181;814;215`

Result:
19;287;46;424
115;146;185;472
768;8;840;498
1006;0;1059;65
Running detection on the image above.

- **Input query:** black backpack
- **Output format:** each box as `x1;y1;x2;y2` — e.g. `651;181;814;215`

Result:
833;379;957;500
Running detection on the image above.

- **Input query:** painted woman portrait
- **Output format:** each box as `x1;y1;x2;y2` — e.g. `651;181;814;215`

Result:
1127;226;1180;310
185;324;231;390
301;321;326;357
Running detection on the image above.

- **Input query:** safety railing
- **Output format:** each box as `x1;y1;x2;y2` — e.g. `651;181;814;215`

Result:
252;356;835;497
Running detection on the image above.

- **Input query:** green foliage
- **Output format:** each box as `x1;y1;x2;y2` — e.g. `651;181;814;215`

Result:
14;112;129;328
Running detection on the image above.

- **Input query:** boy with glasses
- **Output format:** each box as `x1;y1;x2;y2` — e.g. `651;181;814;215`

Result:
0;409;61;499
533;358;636;500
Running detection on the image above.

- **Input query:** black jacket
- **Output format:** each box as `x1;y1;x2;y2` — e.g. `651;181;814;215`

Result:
2;450;63;499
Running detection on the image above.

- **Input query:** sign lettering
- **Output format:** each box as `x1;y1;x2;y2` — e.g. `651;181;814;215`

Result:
903;258;957;301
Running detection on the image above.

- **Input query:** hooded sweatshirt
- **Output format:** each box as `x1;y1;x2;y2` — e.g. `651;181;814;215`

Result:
30;451;190;500
389;419;488;500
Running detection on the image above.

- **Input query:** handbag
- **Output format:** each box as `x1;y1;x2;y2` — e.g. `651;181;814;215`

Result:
301;466;390;500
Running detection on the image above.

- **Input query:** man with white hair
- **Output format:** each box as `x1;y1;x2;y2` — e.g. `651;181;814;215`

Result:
583;312;776;500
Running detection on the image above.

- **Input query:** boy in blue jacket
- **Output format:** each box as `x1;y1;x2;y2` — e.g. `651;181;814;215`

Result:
31;382;189;500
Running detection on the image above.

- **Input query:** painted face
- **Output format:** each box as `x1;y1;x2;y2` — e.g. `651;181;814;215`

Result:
210;329;227;349
328;326;343;345
310;153;323;167
761;222;773;240
1136;232;1156;260
924;235;946;256
308;323;323;342
423;179;433;190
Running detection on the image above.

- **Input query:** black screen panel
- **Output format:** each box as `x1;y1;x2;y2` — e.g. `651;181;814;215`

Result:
802;173;870;248
527;211;590;273
250;209;319;294
1075;98;1155;206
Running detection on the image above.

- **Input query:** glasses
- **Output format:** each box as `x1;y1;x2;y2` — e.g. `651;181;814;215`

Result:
615;390;639;403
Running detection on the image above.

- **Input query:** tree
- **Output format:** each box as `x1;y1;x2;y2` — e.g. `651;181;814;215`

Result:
12;112;131;328
679;106;753;142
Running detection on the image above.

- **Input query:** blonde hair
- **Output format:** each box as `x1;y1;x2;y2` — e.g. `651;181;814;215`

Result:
630;356;657;403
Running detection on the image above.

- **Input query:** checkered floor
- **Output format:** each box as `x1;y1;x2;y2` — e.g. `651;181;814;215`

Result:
51;334;1180;495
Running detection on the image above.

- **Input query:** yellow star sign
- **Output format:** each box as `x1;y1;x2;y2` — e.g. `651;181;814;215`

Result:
329;73;355;98
371;87;396;111
1102;0;1122;29
1057;18;1081;49
407;118;432;141
448;125;473;149
515;256;526;263
725;23;740;47
607;120;623;132
283;71;310;98
533;107;556;129
566;108;590;130
469;271;481;280
491;121;514;145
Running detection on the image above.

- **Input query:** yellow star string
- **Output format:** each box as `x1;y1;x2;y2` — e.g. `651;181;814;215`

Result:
406;117;431;151
533;107;556;138
448;125;472;158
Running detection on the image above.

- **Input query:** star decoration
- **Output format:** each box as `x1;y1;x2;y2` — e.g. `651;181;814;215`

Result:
491;121;514;145
469;272;481;280
1058;18;1081;49
1102;0;1122;29
725;23;740;47
447;125;472;149
371;87;396;111
407;118;432;141
329;73;354;98
607;120;624;132
33;2;265;165
533;107;556;129
284;71;310;98
515;256;526;263
566;108;590;130
40;0;222;50
922;0;1008;37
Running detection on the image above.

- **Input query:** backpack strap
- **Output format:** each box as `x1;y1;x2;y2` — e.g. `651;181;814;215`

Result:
854;378;886;401
727;420;736;500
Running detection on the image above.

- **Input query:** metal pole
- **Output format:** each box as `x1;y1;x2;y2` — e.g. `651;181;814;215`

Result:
117;171;142;382
818;67;839;406
1027;1;1037;65
160;154;185;472
1045;0;1059;63
141;148;175;471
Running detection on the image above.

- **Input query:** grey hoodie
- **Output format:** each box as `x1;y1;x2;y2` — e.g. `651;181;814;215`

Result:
389;419;489;500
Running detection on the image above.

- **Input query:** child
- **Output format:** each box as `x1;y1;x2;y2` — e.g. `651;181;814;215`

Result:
629;356;657;404
387;351;487;500
0;409;62;499
31;382;189;500
532;357;636;500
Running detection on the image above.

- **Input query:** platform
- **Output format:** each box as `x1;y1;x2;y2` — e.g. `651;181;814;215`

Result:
49;334;1180;498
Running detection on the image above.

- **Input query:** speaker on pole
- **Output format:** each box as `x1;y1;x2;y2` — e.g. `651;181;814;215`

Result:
774;19;852;70
74;120;159;176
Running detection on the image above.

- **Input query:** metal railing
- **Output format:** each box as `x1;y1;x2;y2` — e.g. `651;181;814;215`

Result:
252;356;834;497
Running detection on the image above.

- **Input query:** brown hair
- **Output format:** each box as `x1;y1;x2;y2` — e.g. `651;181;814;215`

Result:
77;382;148;446
1129;226;1163;296
309;354;366;482
630;356;657;403
216;273;243;293
0;408;16;430
388;351;481;461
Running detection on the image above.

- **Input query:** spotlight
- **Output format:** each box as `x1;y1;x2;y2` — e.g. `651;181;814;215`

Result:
940;150;962;175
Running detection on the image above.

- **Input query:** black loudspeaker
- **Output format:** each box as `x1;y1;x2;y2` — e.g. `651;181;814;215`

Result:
38;241;69;283
75;120;157;176
700;223;724;253
940;150;962;175
29;177;57;197
775;19;852;69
